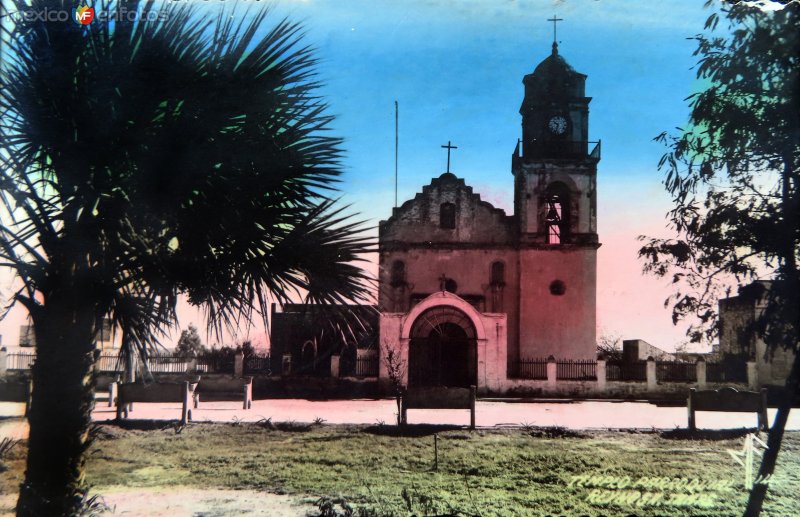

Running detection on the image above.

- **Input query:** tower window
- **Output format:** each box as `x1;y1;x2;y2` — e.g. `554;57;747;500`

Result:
440;202;456;229
545;195;563;244
390;260;406;287
543;182;571;244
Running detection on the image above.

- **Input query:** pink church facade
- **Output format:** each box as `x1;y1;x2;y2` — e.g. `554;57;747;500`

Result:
378;42;601;393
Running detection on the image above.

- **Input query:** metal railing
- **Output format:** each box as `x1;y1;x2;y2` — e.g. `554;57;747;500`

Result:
606;360;647;382
556;359;597;380
656;361;697;383
7;352;35;370
510;358;548;380
244;353;271;374
707;361;747;383
354;356;379;377
97;354;124;372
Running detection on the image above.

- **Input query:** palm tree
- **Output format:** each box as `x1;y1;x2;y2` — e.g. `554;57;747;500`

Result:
0;1;374;514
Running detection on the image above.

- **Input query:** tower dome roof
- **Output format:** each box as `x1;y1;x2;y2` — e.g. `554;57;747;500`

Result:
529;43;582;81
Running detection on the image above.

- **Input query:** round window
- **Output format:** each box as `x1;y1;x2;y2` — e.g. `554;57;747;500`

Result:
549;280;566;296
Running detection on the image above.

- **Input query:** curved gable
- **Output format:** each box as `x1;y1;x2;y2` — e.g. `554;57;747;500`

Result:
379;172;515;247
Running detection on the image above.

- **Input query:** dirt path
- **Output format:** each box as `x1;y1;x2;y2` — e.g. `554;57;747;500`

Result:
1;487;317;516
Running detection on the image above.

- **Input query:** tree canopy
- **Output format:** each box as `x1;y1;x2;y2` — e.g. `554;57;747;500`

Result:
175;324;206;357
638;0;799;347
638;2;798;515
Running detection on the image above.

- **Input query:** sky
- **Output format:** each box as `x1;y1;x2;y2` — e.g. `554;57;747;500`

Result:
0;0;736;352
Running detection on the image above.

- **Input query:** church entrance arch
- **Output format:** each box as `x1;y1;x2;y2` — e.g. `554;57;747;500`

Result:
408;306;477;388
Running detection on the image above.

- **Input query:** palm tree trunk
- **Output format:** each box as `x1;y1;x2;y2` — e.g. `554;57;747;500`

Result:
16;294;97;517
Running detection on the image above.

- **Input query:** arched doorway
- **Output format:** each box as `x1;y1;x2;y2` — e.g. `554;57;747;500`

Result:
408;306;477;388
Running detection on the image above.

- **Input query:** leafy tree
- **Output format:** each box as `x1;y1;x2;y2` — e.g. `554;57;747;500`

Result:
0;1;373;514
596;331;622;361
638;2;798;515
175;324;206;357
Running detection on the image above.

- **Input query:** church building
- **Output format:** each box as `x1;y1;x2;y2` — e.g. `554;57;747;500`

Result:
378;39;601;393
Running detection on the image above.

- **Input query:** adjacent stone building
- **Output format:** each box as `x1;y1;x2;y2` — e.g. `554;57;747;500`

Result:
719;281;796;386
379;41;601;393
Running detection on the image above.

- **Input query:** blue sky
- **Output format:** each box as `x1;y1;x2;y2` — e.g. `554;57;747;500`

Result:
261;0;714;351
0;0;726;350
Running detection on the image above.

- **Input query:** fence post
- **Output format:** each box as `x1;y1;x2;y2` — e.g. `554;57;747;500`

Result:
696;357;706;389
747;361;758;389
546;355;557;389
0;347;7;377
596;358;606;391
646;356;656;391
234;352;244;377
330;354;340;378
187;353;198;374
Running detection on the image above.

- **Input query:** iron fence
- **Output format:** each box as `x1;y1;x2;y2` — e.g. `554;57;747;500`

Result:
354;356;379;377
656;361;696;383
97;354;124;372
605;360;647;382
7;352;35;370
557;360;597;380
510;358;548;380
196;354;234;374
144;354;193;373
707;361;748;383
244;353;271;375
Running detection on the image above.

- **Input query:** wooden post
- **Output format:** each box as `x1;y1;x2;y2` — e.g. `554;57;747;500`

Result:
0;347;7;377
115;383;125;420
758;388;769;432
469;385;476;430
108;375;120;408
181;381;191;425
400;392;407;426
433;434;438;471
688;388;696;431
244;377;253;409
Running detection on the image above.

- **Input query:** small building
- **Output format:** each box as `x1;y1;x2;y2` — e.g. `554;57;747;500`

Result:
622;339;674;362
269;303;378;377
18;318;121;350
719;281;796;386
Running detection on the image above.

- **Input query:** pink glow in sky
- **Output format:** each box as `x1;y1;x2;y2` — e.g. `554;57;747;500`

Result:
0;1;725;352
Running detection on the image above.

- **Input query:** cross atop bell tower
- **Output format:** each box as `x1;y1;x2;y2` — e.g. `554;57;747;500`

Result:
547;15;563;46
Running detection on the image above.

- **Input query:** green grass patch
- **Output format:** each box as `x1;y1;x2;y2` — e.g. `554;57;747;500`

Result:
2;421;799;516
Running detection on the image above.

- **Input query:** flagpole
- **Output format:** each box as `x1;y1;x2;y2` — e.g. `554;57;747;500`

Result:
394;100;398;209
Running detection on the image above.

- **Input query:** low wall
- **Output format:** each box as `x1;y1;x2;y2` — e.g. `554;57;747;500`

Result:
94;372;380;400
496;379;751;401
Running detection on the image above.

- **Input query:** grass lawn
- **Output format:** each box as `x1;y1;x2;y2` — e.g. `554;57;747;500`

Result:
2;421;799;516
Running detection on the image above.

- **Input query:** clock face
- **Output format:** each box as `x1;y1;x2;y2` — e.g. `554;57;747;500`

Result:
548;115;568;135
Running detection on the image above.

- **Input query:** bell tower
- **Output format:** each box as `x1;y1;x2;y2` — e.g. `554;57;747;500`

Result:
511;27;600;361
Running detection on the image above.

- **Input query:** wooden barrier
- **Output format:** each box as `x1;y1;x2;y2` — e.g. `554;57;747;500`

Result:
688;387;769;431
195;376;253;409
401;385;476;429
114;381;197;425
